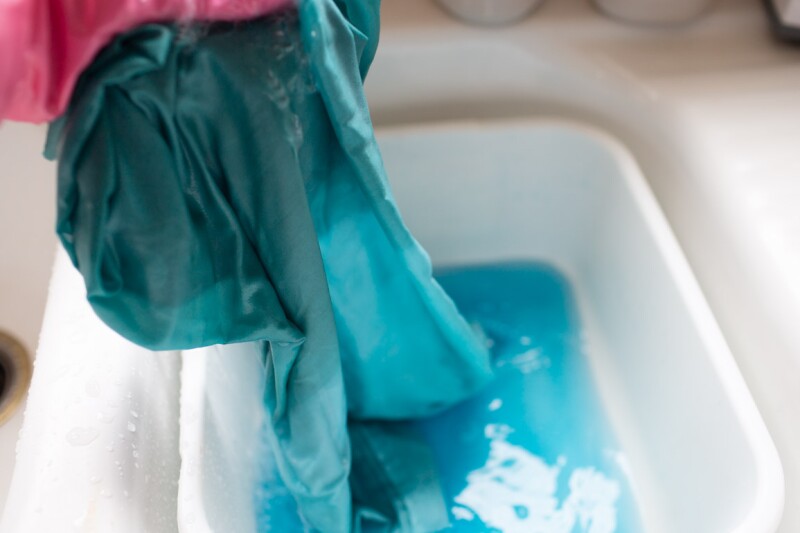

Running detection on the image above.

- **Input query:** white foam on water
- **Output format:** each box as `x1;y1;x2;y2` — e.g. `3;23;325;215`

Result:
454;431;620;533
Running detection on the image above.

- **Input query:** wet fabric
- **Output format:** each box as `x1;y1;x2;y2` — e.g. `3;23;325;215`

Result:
0;0;292;123
45;2;493;531
349;422;449;533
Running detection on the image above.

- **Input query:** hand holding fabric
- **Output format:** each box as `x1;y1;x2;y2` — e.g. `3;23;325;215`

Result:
0;0;292;122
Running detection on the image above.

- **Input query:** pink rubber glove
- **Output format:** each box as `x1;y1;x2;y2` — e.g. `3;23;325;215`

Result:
0;0;293;123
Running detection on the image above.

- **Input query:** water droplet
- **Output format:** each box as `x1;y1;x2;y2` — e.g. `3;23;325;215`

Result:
519;336;532;346
97;412;115;425
513;504;529;519
65;427;99;447
130;410;139;419
508;348;545;374
484;423;513;440
127;422;137;433
488;399;503;411
85;379;101;397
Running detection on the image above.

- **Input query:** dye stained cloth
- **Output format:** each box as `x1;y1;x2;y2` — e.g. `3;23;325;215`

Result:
0;0;292;122
45;1;493;531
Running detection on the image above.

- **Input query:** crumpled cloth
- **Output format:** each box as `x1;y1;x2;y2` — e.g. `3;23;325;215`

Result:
0;0;292;123
45;1;493;531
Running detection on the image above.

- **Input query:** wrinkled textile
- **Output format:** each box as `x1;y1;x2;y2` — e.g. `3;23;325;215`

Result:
45;2;493;531
0;0;292;123
349;422;450;533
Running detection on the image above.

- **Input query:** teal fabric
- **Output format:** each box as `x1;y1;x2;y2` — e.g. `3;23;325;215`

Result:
299;1;491;420
349;421;449;533
45;2;492;531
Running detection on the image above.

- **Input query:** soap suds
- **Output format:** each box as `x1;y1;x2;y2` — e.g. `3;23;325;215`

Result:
454;431;620;533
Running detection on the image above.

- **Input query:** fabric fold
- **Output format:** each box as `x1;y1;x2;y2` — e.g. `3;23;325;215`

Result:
299;0;493;421
45;2;493;531
350;421;450;533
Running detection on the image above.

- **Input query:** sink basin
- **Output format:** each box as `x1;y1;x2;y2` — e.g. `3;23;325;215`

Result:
377;120;782;532
0;1;788;531
2;119;780;532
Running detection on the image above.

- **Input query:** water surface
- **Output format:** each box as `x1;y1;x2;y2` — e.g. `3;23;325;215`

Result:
424;262;641;532
255;262;642;532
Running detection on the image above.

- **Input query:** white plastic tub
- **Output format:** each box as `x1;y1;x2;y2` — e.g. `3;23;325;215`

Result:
2;120;782;533
180;119;782;532
375;120;782;533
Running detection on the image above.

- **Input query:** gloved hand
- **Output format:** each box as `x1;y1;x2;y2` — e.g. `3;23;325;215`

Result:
0;0;292;123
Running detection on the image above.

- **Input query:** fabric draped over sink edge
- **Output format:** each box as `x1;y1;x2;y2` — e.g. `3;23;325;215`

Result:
44;1;493;531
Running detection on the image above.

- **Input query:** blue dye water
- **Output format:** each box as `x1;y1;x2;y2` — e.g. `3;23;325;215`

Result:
424;262;641;532
255;262;641;532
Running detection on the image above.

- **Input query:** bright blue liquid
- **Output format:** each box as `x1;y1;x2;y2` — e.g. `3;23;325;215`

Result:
423;262;641;532
256;262;642;532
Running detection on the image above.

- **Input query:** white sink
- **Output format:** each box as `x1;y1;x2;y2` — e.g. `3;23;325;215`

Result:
378;120;781;532
0;119;782;531
0;0;794;531
0;123;56;511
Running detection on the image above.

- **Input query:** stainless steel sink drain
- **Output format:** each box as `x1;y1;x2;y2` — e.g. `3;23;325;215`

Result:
0;330;31;426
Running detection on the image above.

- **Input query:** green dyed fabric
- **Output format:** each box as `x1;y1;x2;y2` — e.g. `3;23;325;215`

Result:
45;1;492;531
